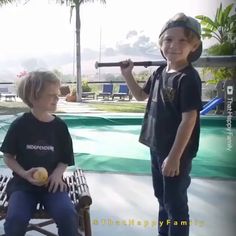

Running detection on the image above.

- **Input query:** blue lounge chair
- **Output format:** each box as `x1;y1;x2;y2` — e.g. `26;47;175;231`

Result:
0;87;16;101
97;84;113;100
112;84;132;101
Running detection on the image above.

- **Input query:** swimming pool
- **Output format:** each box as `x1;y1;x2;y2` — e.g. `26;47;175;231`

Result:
0;114;235;179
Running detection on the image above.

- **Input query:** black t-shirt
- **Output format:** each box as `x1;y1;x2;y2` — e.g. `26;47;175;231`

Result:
0;112;74;194
139;64;202;157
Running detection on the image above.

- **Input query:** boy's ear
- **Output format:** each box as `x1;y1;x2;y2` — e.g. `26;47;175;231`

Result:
191;41;200;52
187;41;202;62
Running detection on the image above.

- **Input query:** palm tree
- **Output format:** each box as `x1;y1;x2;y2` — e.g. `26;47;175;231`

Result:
0;0;16;4
196;3;236;44
0;0;106;102
55;0;106;101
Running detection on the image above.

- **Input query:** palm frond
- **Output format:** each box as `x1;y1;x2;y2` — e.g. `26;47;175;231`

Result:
55;0;76;6
201;33;213;39
202;27;215;33
215;3;222;24
0;0;17;6
224;3;234;18
56;0;105;6
69;5;75;23
196;15;218;29
229;15;236;32
78;0;106;4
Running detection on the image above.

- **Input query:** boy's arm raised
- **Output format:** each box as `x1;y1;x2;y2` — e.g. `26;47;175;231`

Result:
120;59;148;101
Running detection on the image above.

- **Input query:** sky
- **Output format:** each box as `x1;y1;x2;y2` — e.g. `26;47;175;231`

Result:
0;0;234;80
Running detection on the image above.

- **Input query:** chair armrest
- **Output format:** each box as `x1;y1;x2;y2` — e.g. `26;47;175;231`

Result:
64;168;92;209
0;176;11;219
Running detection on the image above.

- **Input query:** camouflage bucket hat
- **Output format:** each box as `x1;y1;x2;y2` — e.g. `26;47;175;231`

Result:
159;15;202;62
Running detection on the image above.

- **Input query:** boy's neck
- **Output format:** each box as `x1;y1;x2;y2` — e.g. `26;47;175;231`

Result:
31;109;54;122
166;61;189;73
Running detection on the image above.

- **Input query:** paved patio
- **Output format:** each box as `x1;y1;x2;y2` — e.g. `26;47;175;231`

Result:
0;171;235;236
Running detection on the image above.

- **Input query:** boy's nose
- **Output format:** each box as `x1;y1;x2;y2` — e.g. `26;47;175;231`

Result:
170;41;178;48
53;95;59;102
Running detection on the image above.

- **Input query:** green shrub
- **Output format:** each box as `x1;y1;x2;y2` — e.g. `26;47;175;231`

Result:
207;42;235;56
82;80;92;92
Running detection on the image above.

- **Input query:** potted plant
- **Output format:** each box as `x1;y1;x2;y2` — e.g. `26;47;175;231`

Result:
196;3;236;114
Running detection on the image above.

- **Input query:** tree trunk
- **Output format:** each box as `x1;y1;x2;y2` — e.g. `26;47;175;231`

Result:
75;3;82;102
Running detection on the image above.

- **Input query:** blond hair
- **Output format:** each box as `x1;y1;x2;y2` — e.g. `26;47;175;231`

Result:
18;71;60;108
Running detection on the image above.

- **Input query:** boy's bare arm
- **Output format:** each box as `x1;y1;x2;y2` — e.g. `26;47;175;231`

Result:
3;154;47;186
3;154;27;178
120;59;148;101
47;162;68;193
162;110;197;177
168;110;197;160
51;162;67;177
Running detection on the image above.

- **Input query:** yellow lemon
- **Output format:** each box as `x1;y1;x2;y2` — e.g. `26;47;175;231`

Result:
33;167;48;183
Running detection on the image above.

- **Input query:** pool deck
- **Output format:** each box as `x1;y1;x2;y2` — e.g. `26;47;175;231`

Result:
57;98;103;114
0;170;235;236
86;172;236;236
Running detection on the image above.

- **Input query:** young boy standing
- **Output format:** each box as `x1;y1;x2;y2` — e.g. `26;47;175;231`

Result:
0;71;80;236
120;13;202;236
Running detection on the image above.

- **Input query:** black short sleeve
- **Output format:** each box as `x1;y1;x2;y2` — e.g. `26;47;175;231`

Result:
0;120;19;156
143;71;157;94
179;74;202;112
58;121;75;166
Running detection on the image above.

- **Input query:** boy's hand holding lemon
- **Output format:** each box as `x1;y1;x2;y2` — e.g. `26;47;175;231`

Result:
32;167;48;185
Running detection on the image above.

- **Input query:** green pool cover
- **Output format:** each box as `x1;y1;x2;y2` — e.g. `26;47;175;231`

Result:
1;115;236;180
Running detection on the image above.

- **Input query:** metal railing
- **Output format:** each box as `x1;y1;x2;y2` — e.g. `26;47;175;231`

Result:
1;56;235;87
